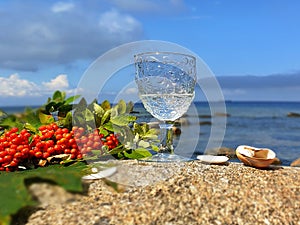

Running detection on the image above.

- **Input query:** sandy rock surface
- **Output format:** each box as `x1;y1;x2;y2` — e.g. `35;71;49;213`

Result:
14;160;300;225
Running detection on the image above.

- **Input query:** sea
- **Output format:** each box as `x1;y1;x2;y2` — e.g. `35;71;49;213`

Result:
132;101;300;166
1;101;300;166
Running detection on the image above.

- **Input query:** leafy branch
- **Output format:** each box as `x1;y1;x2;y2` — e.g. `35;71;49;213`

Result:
0;90;160;224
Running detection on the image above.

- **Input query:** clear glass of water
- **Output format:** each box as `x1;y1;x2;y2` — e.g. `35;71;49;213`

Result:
134;52;197;162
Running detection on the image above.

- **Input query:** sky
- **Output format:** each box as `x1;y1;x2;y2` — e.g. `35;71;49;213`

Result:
0;0;300;106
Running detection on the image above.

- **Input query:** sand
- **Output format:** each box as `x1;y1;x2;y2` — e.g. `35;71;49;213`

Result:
15;160;300;225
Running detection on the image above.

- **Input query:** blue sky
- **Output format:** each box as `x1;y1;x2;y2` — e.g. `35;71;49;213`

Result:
0;0;300;106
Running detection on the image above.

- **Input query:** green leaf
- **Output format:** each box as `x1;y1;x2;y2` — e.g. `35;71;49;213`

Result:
103;121;114;132
133;123;143;134
126;101;134;113
101;100;111;111
93;103;105;117
38;111;54;124
59;112;73;129
119;126;136;148
61;91;66;101
138;140;150;148
52;90;64;102
110;106;119;118
64;95;81;105
107;145;125;155
116;99;127;114
91;150;102;156
110;114;136;126
0;109;8;119
151;144;160;152
58;104;73;113
75;98;88;113
45;101;58;113
143;133;159;140
0;115;23;130
23;108;41;128
24;123;38;133
124;148;152;159
141;123;150;134
101;109;111;125
143;128;159;140
99;126;109;136
0;172;36;225
0;162;87;225
84;108;94;122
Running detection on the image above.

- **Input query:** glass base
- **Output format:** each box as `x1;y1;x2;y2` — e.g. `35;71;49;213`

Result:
138;153;192;162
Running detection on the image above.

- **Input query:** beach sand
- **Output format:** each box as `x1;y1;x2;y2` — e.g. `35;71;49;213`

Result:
17;160;300;225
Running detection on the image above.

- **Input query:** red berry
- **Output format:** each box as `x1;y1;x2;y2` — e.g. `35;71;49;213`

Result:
43;152;50;159
70;148;77;154
39;125;47;131
47;147;55;155
14;152;22;159
11;127;19;133
4;155;12;163
9;160;18;167
34;151;43;158
62;128;69;134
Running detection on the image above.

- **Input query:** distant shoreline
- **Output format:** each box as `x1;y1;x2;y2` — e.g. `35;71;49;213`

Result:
1;100;300;108
1;101;300;114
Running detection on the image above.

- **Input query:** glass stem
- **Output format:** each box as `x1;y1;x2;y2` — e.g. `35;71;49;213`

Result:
159;121;174;154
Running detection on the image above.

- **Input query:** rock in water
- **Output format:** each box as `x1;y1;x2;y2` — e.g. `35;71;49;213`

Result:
287;112;300;117
291;158;300;167
205;147;236;158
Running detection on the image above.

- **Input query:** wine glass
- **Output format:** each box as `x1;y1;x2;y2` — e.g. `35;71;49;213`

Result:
134;52;197;162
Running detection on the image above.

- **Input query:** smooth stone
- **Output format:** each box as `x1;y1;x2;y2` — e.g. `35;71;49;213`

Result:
271;157;282;165
291;158;300;167
197;155;229;164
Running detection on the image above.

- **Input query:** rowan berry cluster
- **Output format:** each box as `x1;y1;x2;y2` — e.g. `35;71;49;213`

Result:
0;123;120;172
73;127;119;155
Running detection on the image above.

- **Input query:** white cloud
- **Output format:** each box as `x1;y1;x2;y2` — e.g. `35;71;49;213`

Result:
0;74;40;96
109;0;186;14
0;1;144;71
0;74;74;97
124;87;138;95
108;0;161;13
99;9;142;34
42;74;69;90
51;2;75;13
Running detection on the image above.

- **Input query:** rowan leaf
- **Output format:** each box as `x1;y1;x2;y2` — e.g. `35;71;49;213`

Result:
124;148;152;159
0;162;87;225
110;115;136;126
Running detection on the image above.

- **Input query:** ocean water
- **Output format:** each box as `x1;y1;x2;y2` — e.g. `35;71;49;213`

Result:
0;106;41;115
132;101;300;166
2;102;300;166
